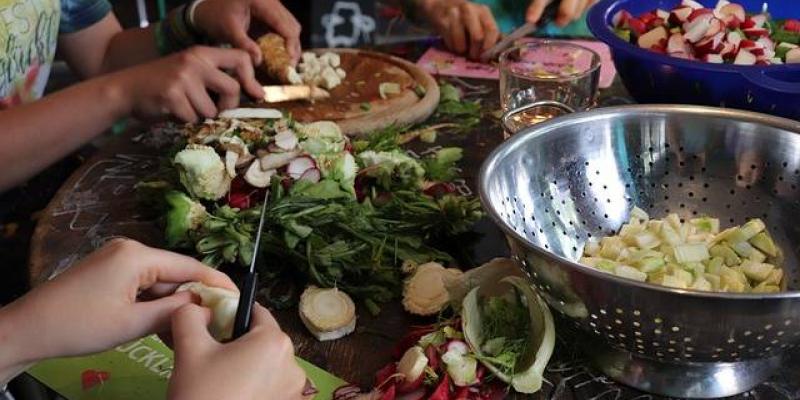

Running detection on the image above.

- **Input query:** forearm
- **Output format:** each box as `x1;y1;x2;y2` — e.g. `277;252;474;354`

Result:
101;27;160;73
0;74;130;191
0;306;35;385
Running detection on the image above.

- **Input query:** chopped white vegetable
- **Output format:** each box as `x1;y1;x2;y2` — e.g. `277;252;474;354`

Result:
379;82;402;99
402;262;463;316
298;286;356;341
177;282;238;341
218;108;282;119
397;346;428;384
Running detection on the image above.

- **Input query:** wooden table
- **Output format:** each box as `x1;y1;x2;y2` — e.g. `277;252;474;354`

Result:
28;74;800;399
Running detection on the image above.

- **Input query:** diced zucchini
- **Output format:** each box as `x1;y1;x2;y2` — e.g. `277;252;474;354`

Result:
725;219;766;243
599;237;624;259
741;261;773;282
748;249;767;263
691;217;720;234
673;269;694;286
660;225;682;246
579;256;601;268
706;257;724;275
665;214;682;231
679;224;691;243
687;233;711;244
637;257;665;273
704;273;721;290
710;244;741;266
749;232;778;257
647;220;663;233
596;259;618;272
584;238;601;256
730;240;759;258
614;265;647;282
691;275;712;291
674;244;710;263
711;227;737;245
686;262;705;278
752;283;780;293
620;223;644;239
630;206;649;223
764;268;783;286
632;231;661;249
660;275;688;289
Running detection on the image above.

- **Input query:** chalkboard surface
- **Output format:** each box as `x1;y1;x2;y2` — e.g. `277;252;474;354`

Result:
310;1;377;48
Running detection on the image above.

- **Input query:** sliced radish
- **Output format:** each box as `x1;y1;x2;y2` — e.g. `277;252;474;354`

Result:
741;17;756;29
259;150;300;170
612;10;632;28
639;11;658;25
647;17;666;30
669;6;693;25
713;0;730;16
756;37;774;50
719;3;745;23
688;8;713;22
299;168;321;183
244;161;275;188
785;19;800;33
704;54;724;63
287;156;316;179
667;32;687;54
446;340;470;354
681;0;704;10
656;8;670;20
727;31;743;47
638;26;668;49
750;14;767;28
756;59;771;65
787;48;800;64
743;28;770;39
396;389;426;400
274;130;298;151
733;49;757;65
739;39;757;48
720;41;737;57
684;14;713;43
703;18;725;38
627;17;647;35
695;33;724;55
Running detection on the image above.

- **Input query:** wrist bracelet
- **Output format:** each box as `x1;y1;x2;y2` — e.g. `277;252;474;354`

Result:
155;4;203;55
186;0;208;34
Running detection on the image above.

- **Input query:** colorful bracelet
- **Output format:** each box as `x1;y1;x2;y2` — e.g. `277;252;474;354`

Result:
155;4;204;55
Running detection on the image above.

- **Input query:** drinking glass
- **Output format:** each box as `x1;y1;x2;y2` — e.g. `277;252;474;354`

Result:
500;41;601;136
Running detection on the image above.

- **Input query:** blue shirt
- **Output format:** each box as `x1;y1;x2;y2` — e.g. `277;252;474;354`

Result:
472;0;591;36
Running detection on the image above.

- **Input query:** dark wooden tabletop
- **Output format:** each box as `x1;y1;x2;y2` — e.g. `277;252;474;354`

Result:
27;55;800;399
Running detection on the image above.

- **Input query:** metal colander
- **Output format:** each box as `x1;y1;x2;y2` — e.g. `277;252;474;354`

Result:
479;104;800;398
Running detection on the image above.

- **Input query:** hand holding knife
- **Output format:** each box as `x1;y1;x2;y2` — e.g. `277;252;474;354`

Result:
231;191;269;339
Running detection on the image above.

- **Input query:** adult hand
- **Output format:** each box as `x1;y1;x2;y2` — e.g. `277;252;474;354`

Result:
419;0;500;60
526;0;596;27
168;303;306;400
116;46;264;122
193;0;302;65
0;240;236;376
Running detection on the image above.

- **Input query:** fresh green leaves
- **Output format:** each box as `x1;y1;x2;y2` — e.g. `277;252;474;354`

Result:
423;148;463;182
435;82;482;130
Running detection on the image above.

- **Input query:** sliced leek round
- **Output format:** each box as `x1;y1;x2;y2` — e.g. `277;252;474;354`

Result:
402;262;463;316
299;286;356;341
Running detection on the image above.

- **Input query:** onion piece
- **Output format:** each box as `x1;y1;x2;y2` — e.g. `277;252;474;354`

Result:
218;108;282;119
275;129;299;150
299;286;356;341
287;156;316;179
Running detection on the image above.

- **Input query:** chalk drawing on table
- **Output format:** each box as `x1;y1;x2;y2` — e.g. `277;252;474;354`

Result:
51;154;159;232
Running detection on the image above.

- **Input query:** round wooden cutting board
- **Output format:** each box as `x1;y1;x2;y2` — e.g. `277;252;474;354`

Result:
273;49;440;136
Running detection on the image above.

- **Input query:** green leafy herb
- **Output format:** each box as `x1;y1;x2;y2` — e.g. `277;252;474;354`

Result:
422;147;463;182
434;82;482;130
360;102;372;111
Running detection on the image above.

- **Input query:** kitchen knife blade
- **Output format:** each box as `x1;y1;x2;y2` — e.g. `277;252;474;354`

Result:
262;85;330;103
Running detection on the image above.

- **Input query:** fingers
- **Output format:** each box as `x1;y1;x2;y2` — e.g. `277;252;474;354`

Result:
202;47;264;100
202;68;241;112
556;0;580;26
526;0;551;24
126;243;236;291
225;18;264;66
461;3;484;60
171;303;215;354
186;84;218;120
253;1;302;64
446;7;467;54
478;6;500;58
132;290;196;337
248;303;281;333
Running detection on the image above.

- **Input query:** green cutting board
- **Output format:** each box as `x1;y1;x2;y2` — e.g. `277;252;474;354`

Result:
27;335;345;400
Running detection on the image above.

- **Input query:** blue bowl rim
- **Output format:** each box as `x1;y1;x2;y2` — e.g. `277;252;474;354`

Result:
587;0;800;75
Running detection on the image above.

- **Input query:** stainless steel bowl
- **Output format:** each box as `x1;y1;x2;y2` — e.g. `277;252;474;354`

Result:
479;105;800;398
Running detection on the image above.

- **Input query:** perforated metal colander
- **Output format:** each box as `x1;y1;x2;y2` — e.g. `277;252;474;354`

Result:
479;105;800;398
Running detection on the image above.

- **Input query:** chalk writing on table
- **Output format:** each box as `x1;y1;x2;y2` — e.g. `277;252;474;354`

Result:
51;153;159;232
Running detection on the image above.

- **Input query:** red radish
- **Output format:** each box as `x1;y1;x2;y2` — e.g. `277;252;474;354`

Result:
695;33;724;55
681;0;704;10
612;10;632;28
392;326;436;359
785;19;800;33
656;8;670;20
703;18;725;38
397;374;424;394
397;389;426;400
274;130;298;151
703;54;724;63
720;41;737;58
647;17;666;30
425;345;441;371
787;48;800;64
428;375;450;400
756;59;771;65
638;26;668;49
719;3;745;23
639;11;657;25
380;385;396;400
669;6;693;25
287;156;316;179
741;17;756;29
727;31;743;47
299;168;321;183
684;14;713;43
750;14;767;28
733;49;757;65
375;363;398;386
739;38;756;48
688;8;713;22
446;340;470;354
725;16;741;29
667;32;688;54
259;151;300;170
743;28;769;39
453;387;470;400
627;17;647;35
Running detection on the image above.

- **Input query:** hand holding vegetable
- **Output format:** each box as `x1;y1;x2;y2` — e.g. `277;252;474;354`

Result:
193;0;302;65
0;239;235;385
526;0;596;27
168;303;307;400
417;0;500;60
115;46;264;122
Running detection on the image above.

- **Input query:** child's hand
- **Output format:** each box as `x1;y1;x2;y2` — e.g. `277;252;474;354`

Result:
168;303;307;400
0;239;235;372
193;0;302;65
114;46;264;122
526;0;596;27
420;0;500;60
